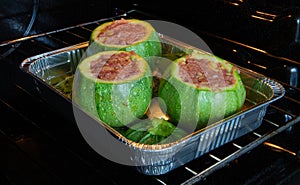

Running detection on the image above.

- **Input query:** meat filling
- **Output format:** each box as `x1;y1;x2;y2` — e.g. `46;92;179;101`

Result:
97;19;147;45
179;58;236;90
90;51;140;81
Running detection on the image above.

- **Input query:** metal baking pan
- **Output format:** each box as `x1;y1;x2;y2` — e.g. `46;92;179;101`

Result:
20;34;285;176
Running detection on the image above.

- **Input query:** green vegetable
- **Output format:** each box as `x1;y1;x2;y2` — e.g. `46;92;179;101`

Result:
158;50;246;130
72;50;153;127
124;118;187;145
87;18;162;58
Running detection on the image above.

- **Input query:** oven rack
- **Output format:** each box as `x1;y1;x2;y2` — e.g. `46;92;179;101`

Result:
2;10;300;185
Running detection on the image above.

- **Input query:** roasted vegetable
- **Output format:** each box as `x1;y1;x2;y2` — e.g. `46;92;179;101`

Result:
124;118;187;145
87;18;162;58
73;50;152;127
158;50;246;130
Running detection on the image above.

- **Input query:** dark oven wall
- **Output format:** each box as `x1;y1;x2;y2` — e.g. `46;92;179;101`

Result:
0;1;300;185
0;0;117;102
2;0;299;60
0;0;115;43
127;0;300;61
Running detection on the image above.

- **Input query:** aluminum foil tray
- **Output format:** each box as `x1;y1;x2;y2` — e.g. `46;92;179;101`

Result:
20;35;285;176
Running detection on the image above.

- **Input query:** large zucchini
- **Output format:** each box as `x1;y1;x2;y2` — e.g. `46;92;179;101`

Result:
158;51;246;131
86;18;162;58
73;50;153;127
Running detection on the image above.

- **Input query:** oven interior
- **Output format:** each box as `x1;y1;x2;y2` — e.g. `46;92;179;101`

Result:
0;1;299;184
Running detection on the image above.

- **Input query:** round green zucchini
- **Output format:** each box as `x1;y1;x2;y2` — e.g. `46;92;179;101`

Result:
158;51;246;130
87;18;162;58
73;50;153;127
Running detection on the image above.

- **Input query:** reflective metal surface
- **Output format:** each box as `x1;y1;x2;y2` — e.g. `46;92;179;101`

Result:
0;1;299;184
20;32;284;175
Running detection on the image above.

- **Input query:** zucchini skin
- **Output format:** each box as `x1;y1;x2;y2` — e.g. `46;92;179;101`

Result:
94;76;152;127
158;52;246;131
87;19;162;58
73;50;153;127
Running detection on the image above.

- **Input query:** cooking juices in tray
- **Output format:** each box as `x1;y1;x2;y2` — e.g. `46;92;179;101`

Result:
20;20;285;175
